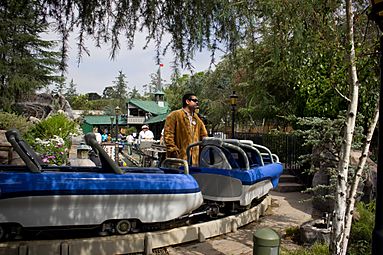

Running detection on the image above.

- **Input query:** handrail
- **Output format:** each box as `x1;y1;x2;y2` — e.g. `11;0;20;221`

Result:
186;141;202;165
221;142;250;170
5;129;41;173
161;158;189;174
85;133;123;174
225;139;263;166
272;154;280;163
190;137;250;170
239;143;264;166
252;144;274;163
240;139;280;163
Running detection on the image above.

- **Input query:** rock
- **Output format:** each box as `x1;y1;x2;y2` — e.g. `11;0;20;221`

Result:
349;150;377;203
0;130;25;165
299;219;331;245
13;93;74;120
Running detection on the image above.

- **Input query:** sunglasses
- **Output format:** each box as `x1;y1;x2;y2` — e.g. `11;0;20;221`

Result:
188;98;199;103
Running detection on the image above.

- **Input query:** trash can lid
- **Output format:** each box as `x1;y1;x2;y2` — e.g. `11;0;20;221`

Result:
253;228;280;246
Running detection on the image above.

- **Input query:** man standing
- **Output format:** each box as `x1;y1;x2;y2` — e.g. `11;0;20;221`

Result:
138;125;154;142
164;93;208;165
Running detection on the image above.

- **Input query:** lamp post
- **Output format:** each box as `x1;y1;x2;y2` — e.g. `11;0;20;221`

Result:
110;116;115;140
370;1;383;254
230;91;238;139
115;106;120;163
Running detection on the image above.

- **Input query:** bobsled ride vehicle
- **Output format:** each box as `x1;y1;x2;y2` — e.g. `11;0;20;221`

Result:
0;129;203;240
187;137;283;213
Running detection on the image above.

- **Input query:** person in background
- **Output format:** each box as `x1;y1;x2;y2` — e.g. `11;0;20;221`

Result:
138;125;154;142
164;92;208;165
159;128;165;145
93;127;102;144
107;133;112;142
101;130;108;142
127;133;135;155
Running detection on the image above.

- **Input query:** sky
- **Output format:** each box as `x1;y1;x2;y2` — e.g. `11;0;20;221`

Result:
61;32;224;95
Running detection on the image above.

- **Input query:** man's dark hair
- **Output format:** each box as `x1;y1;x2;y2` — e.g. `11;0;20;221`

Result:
182;92;196;107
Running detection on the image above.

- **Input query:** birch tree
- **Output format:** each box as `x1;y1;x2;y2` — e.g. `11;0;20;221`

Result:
330;0;361;254
342;102;379;254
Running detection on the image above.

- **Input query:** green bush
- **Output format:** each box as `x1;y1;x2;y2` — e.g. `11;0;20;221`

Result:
348;201;375;255
25;113;79;144
0;111;32;134
285;226;301;243
24;113;81;165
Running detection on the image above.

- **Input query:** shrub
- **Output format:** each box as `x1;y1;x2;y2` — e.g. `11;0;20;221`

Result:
25;113;80;144
347;201;375;255
0;111;32;134
33;136;68;165
24;113;81;165
281;243;329;255
285;226;301;243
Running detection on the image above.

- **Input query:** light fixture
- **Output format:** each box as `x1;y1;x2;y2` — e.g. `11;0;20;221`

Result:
229;91;238;139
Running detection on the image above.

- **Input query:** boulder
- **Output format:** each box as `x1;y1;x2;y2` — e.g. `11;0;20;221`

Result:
349;150;377;203
300;219;331;245
0;130;24;165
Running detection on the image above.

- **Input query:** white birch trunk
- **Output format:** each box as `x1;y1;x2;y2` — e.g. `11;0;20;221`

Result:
341;102;379;255
330;0;359;254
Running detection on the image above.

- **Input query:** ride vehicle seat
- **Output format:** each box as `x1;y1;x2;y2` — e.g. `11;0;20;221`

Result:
193;137;249;170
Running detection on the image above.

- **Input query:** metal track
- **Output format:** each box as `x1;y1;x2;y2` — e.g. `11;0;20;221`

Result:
0;196;270;255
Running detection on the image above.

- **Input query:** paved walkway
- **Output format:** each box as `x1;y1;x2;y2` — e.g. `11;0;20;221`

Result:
166;191;313;255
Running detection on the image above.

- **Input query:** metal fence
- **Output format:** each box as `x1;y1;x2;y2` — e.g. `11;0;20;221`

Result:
235;132;309;174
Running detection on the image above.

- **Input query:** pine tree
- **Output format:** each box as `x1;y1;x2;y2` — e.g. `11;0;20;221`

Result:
112;70;128;105
128;86;141;99
64;79;77;105
0;0;61;111
54;76;66;95
65;79;77;98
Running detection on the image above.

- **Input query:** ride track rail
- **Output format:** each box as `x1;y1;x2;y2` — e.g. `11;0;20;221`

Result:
0;196;271;255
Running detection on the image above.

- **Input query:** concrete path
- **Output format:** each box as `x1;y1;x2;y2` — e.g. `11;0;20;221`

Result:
166;191;313;255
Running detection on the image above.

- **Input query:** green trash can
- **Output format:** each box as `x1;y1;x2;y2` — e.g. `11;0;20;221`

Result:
253;228;280;255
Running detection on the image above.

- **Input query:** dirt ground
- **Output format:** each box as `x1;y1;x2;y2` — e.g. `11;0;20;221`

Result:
165;191;314;255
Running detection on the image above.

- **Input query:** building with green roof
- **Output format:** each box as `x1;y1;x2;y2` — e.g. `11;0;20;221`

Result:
81;91;170;139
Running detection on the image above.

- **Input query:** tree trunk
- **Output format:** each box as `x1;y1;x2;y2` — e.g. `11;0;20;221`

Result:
330;0;359;254
341;102;379;255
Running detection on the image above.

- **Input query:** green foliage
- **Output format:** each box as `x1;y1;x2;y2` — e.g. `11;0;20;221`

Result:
70;94;91;110
53;76;66;95
292;115;365;212
113;70;128;107
25;113;80;150
0;111;32;134
36;1;257;66
7;0;377;131
285;226;301;243
126;126;137;135
102;86;116;99
281;243;329;255
164;70;236;132
347;201;375;255
0;0;61;111
65;79;78;104
24;113;81;165
293;115;364;172
128;86;142;99
33;136;68;165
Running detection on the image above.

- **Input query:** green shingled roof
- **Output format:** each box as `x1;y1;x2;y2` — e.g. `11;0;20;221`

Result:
128;98;169;115
144;113;168;124
83;115;127;125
